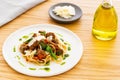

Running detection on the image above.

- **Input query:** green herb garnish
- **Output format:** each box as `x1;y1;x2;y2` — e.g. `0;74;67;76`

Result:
22;35;29;39
40;41;47;50
63;54;69;60
16;55;20;60
13;46;16;52
46;45;57;60
44;67;50;72
68;46;71;51
61;62;66;65
18;61;25;67
60;38;64;42
39;67;50;72
64;42;71;46
24;38;33;43
39;31;46;36
19;38;22;41
29;68;36;70
44;61;50;66
56;33;63;37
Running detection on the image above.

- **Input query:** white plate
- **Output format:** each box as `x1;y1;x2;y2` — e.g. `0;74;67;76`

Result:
2;24;83;77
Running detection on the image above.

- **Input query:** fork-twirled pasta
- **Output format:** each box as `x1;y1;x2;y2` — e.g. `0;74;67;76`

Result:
19;31;68;65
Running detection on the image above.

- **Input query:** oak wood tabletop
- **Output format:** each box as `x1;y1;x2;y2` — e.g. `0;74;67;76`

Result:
0;0;120;80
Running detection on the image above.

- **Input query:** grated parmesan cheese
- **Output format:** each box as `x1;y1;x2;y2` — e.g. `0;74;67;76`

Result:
53;5;75;19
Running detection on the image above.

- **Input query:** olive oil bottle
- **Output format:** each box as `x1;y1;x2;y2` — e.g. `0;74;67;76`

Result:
92;0;118;40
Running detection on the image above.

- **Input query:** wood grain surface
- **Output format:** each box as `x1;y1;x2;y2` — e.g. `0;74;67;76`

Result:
0;0;120;80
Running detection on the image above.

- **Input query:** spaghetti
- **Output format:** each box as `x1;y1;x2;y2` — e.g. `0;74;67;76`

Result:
19;31;69;65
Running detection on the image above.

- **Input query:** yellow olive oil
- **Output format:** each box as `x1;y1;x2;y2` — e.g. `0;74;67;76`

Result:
92;1;118;40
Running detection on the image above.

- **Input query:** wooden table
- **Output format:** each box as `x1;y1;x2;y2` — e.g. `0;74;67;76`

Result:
0;0;120;80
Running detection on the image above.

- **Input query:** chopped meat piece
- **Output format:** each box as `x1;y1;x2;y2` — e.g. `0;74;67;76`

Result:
46;32;59;44
32;33;37;37
20;43;29;54
46;32;55;39
29;41;39;50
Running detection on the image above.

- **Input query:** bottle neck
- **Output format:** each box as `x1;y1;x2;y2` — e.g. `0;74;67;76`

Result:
102;0;113;8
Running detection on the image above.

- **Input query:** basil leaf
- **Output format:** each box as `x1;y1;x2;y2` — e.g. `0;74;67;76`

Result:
40;42;47;50
24;38;33;43
46;45;57;60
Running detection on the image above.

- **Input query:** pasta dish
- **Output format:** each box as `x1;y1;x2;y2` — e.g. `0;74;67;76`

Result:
19;30;69;65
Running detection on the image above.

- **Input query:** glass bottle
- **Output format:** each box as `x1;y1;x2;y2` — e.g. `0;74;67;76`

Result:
92;0;118;40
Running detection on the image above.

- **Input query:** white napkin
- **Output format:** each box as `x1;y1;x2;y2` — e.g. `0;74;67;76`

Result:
0;0;46;27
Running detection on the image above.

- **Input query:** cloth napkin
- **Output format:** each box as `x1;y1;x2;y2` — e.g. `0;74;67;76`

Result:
0;0;47;27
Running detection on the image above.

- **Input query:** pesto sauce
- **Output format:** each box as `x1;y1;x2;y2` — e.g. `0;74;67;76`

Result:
29;68;36;70
39;67;50;72
19;38;22;41
60;62;66;65
63;54;69;60
24;38;33;43
44;61;50;66
16;55;20;60
64;42;70;46
68;46;71;51
56;33;63;37
13;46;16;52
22;35;29;39
18;61;25;67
